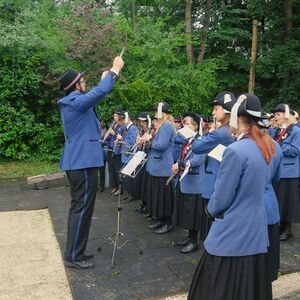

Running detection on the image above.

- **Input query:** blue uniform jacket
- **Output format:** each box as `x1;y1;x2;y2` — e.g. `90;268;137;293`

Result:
205;138;271;256
172;134;185;162
278;125;300;178
264;142;282;225
58;74;115;171
178;151;205;194
192;126;235;199
121;124;138;164
146;121;176;177
268;127;275;139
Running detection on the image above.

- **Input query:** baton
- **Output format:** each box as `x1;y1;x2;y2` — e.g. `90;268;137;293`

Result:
120;47;125;58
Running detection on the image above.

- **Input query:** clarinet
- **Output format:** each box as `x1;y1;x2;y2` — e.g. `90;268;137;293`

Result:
166;133;199;186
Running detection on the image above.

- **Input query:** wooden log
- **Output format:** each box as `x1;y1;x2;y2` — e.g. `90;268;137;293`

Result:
27;172;66;185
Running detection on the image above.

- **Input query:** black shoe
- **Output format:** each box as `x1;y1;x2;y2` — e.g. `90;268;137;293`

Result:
280;231;293;241
82;251;94;260
143;213;151;218
149;221;163;229
111;189;117;195
134;206;142;212
123;197;133;203
155;224;174;234
140;206;147;213
177;237;192;246
180;242;199;254
64;260;94;269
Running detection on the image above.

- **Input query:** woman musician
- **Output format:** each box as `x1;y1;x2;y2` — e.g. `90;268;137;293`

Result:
271;104;300;241
172;112;205;254
103;109;125;196
133;112;153;213
192;91;236;241
143;102;176;234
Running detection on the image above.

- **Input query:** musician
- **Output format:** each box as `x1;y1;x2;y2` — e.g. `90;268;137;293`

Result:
134;112;152;213
99;121;107;192
172;116;185;163
104;109;125;196
58;56;124;269
192;91;236;240
271;104;300;241
143;102;176;234
117;111;138;202
188;94;276;300
172;112;205;253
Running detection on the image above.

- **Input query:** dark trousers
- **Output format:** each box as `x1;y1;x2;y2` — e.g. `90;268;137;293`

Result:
107;152;121;189
99;160;106;189
64;168;98;262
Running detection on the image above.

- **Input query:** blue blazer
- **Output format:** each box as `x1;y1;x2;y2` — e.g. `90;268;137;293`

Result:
268;127;275;139
58;74;116;171
264;142;282;225
178;151;205;194
121;124;138;164
278;125;300;178
172;134;185;162
146;121;176;177
205;138;271;256
192;126;235;199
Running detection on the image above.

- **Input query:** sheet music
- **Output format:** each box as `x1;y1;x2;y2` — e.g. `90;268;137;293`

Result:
207;144;227;162
121;151;146;176
178;127;197;139
179;160;191;182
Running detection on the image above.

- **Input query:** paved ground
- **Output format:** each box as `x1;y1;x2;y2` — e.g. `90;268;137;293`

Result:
0;210;72;300
0;178;300;299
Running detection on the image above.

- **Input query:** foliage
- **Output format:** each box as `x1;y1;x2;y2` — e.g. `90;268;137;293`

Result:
0;0;299;161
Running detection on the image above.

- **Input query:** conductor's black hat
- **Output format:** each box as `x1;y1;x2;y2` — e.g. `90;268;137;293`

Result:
59;68;84;91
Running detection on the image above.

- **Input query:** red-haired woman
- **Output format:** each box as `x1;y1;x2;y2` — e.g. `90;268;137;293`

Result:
188;94;276;300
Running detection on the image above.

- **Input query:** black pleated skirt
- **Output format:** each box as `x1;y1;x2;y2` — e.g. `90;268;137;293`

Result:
266;223;280;282
172;187;202;230
199;197;212;241
275;178;300;222
131;164;146;200
145;173;174;218
188;250;272;300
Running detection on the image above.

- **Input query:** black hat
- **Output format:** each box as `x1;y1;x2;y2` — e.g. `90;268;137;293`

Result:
153;102;172;117
138;112;150;121
211;92;236;113
230;93;265;129
124;111;134;121
199;114;210;123
271;103;294;118
113;108;125;118
59;68;84;91
182;112;200;125
174;116;182;122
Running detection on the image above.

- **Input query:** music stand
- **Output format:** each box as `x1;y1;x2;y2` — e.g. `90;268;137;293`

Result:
108;151;147;268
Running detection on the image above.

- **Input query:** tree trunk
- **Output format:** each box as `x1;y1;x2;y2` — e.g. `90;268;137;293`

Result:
185;0;194;65
248;19;258;95
131;0;137;31
197;0;211;64
282;0;292;87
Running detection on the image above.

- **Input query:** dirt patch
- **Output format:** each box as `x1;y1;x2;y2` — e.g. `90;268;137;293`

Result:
0;210;71;300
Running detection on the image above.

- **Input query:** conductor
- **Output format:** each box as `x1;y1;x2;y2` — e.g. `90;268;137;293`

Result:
58;56;124;269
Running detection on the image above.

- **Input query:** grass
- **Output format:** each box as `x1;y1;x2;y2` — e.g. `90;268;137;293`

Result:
0;160;60;178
